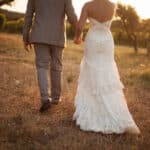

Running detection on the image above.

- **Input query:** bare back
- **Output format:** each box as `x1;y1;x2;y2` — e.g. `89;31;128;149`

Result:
75;0;116;42
86;0;116;23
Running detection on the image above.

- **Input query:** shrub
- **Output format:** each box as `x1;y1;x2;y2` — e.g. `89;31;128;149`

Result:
112;30;130;46
83;24;89;40
5;20;18;33
17;18;24;33
66;22;90;40
66;22;74;39
5;17;24;33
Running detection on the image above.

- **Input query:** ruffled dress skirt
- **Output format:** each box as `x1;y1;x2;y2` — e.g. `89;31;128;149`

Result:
73;20;140;134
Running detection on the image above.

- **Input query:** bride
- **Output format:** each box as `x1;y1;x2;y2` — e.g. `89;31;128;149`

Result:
73;0;140;134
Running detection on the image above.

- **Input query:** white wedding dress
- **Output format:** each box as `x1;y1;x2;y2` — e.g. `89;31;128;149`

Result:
73;18;140;134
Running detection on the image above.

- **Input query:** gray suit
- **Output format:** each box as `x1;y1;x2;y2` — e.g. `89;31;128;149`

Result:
23;0;77;103
23;0;77;47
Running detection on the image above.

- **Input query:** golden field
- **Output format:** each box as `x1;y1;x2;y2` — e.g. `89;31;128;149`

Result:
0;33;150;150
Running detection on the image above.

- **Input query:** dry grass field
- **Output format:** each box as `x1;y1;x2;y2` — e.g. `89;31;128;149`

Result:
0;33;150;150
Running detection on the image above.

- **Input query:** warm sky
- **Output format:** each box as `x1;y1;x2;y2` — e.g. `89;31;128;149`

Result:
2;0;150;19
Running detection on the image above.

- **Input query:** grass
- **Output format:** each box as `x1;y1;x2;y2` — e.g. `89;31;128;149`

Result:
0;33;150;150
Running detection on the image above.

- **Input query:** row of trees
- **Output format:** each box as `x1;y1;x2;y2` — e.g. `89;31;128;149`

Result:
0;1;149;54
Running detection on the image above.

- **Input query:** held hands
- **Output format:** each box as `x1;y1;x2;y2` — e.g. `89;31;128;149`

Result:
74;36;82;45
74;32;83;45
74;22;83;45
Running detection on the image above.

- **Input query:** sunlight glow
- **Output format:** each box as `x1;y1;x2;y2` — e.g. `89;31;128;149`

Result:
1;0;150;19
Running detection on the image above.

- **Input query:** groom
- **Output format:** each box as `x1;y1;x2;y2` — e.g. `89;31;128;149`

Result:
23;0;77;112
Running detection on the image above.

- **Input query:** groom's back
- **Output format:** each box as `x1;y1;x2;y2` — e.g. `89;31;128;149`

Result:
33;1;65;30
24;0;77;47
34;0;65;19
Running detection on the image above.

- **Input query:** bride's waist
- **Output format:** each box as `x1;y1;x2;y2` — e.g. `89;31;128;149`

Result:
85;30;113;42
91;25;110;31
88;26;111;34
88;28;111;35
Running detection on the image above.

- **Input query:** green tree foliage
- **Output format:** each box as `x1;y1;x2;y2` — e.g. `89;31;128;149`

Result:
0;13;6;29
116;3;140;53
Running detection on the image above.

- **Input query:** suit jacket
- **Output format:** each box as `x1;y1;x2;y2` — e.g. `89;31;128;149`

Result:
23;0;77;47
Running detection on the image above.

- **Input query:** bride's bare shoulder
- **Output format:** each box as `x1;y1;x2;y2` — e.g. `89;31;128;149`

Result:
81;1;92;13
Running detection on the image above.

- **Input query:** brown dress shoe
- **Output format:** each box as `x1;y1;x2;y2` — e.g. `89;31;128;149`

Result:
39;100;51;112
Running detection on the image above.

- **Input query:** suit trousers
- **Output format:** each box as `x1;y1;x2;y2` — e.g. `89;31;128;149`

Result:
34;44;63;103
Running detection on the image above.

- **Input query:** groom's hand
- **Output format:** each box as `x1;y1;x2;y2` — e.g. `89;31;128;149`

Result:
24;42;32;52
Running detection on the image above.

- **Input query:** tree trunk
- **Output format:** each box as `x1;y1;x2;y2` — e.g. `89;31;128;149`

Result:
147;43;150;56
133;39;138;53
131;34;138;53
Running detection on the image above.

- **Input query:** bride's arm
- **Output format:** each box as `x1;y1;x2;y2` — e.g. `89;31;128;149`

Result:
74;4;88;44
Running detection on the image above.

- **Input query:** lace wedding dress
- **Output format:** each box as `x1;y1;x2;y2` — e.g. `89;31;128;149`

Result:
73;18;140;134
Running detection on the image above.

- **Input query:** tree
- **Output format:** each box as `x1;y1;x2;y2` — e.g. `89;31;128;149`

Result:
116;3;140;53
141;19;150;56
0;0;14;6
